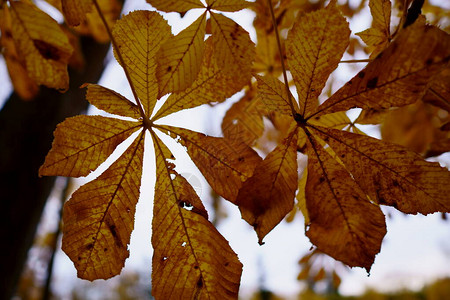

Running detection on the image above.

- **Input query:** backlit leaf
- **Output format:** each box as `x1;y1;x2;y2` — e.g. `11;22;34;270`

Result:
112;11;171;116
154;38;242;120
156;13;206;97
315;23;450;117
84;84;141;119
255;74;299;116
236;129;298;244
39;116;141;177
10;1;73;91
311;126;450;214
305;133;386;271
151;133;242;299
62;131;145;280
286;4;350;118
163;126;262;202
210;12;254;88
146;0;204;13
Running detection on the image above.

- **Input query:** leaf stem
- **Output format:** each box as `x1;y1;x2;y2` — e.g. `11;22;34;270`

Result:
339;59;371;63
266;0;297;116
92;0;150;127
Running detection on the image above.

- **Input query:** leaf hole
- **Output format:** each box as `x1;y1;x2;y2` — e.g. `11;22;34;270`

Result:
181;241;187;247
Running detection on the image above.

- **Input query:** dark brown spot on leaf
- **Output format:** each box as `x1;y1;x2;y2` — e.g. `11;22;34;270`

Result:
358;71;365;78
86;243;93;250
167;66;172;72
33;40;61;61
367;77;378;89
197;277;203;288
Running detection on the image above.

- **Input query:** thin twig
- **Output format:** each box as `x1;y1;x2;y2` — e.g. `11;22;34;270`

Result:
92;0;150;126
266;0;297;116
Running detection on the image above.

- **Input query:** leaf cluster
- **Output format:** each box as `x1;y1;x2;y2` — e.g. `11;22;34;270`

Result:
2;0;449;298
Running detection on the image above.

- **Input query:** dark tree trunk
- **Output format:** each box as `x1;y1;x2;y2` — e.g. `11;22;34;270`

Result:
0;36;110;300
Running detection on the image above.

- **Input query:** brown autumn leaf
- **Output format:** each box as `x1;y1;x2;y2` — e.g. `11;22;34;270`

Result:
61;0;93;26
156;12;206;97
9;1;73;91
40;9;258;292
62;131;145;280
235;128;299;244
151;133;242;299
245;3;450;270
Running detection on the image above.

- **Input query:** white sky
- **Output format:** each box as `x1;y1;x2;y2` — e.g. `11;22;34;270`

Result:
1;0;449;299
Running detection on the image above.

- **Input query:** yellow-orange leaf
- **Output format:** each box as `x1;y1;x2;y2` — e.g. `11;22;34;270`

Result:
112;11;171;116
154;38;242;120
146;0;204;13
305;133;386;271
39;116;141;177
61;0;92;26
163;126;262;202
207;0;251;12
236;129;298;244
315;23;450;117
286;4;350;118
62;132;145;280
84;84;141;119
255;74;299;116
156;13;206;97
311;126;450;214
210;12;254;87
151;133;242;299
308;111;351;130
356;0;391;58
10;1;73;91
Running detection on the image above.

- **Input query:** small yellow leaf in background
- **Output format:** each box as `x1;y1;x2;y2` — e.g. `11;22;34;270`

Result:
9;1;73;91
83;84;141;120
156;13;206;97
236;129;298;244
305;134;386;271
112;11;171;116
151;133;242;299
356;0;391;58
286;4;350;118
62;132;145;280
39;116;141;177
316;23;450;117
163;126;262;202
61;0;92;26
206;0;251;12
0;5;38;100
146;0;204;13
312;126;450;214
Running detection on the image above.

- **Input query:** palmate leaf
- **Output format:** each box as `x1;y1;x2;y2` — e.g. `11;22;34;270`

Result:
151;133;242;299
247;2;450;269
206;0;251;12
146;0;204;13
39;8;257;296
9;1;73;91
